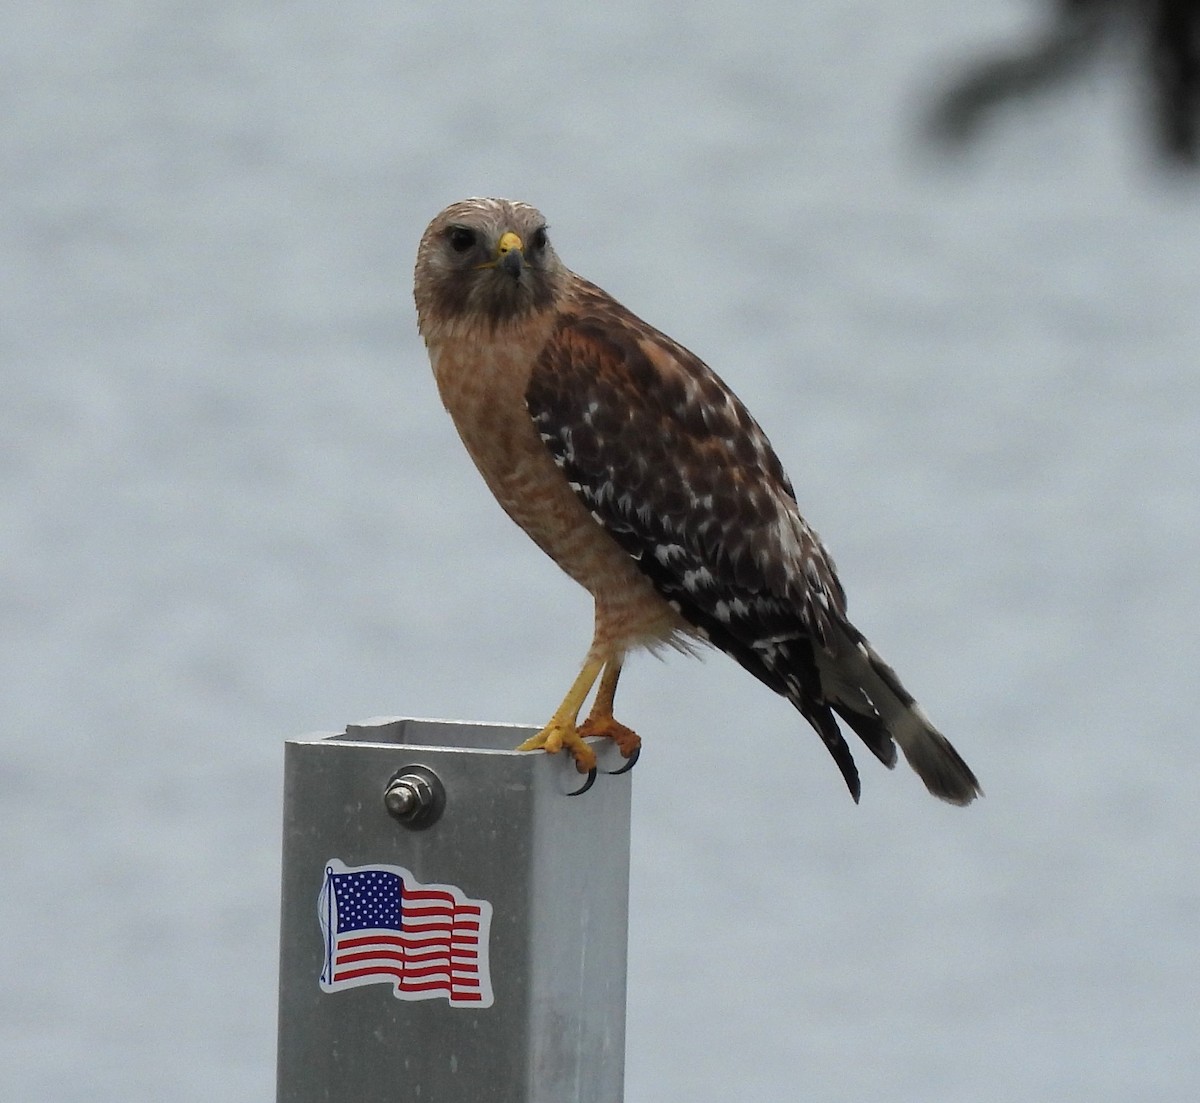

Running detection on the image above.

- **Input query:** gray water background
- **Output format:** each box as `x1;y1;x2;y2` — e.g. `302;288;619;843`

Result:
3;2;1198;1100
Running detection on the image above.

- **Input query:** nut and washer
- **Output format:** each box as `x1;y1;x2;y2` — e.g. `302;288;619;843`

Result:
382;765;445;830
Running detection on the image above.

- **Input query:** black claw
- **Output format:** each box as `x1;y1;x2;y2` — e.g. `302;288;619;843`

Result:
606;745;640;775
566;766;598;796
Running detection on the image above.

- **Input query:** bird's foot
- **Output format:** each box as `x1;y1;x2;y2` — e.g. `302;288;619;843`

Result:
578;715;641;760
516;720;597;774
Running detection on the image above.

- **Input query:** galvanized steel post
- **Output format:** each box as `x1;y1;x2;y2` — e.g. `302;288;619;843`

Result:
276;717;632;1103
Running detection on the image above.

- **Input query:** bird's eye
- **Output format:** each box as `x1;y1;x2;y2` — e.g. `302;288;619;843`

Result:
529;226;548;252
446;226;476;253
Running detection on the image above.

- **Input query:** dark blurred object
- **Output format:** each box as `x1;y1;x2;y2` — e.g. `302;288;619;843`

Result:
928;0;1200;165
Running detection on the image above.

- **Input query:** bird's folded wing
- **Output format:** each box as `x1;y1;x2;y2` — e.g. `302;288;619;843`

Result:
524;280;845;658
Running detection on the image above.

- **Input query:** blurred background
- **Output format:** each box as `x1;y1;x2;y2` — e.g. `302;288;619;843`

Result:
2;2;1198;1100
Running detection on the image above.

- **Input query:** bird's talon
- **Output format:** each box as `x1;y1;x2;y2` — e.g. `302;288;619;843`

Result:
606;744;640;775
566;767;598;796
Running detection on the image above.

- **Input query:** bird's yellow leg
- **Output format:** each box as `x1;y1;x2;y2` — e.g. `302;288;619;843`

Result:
578;659;641;759
515;655;605;773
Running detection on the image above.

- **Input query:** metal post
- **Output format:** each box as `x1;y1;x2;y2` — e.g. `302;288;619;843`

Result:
276;717;632;1103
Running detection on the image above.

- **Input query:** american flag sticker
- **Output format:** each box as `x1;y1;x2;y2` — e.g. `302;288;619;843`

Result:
318;859;494;1008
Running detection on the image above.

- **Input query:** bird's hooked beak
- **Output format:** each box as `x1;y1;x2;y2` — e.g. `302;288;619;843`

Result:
494;230;524;281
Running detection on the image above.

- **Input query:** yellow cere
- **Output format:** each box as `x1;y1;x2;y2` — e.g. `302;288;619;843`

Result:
496;231;523;255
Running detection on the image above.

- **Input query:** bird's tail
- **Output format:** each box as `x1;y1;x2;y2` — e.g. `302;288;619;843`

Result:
818;620;981;806
712;613;979;804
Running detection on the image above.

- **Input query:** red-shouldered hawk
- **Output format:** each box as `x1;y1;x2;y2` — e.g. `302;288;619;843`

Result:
413;197;979;805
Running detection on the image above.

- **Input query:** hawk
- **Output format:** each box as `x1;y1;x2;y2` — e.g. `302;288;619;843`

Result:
413;197;980;805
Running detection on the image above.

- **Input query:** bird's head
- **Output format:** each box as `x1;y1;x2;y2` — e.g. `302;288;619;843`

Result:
414;197;567;338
